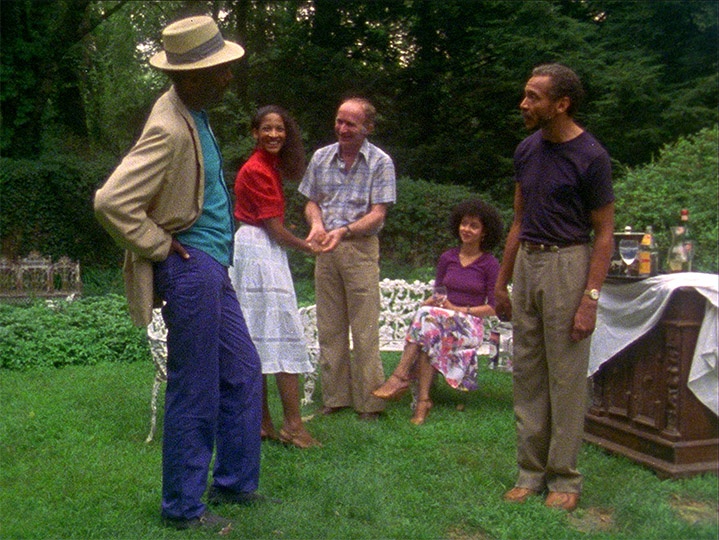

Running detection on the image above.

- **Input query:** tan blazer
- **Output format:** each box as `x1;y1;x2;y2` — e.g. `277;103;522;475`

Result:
94;86;204;326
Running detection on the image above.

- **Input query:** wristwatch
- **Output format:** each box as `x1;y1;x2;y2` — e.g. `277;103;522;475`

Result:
584;288;600;301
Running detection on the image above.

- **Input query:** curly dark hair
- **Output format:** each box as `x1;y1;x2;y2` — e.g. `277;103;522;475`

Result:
449;199;504;251
251;105;306;181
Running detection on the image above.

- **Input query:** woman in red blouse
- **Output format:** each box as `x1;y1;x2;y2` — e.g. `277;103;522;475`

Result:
230;105;321;448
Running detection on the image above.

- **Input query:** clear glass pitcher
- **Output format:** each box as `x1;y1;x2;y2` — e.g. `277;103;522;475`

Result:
666;226;694;272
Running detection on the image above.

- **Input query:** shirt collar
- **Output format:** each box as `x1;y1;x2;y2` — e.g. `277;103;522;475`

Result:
332;138;370;163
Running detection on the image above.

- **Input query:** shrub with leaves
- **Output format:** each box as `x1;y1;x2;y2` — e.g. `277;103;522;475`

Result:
613;125;718;273
0;294;148;370
284;175;511;272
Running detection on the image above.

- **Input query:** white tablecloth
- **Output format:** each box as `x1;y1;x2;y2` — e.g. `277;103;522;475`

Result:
589;273;718;416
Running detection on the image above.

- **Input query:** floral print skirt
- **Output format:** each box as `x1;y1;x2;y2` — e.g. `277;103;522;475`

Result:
406;306;485;391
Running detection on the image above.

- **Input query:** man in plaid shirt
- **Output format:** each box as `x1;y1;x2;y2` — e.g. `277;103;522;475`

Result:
299;97;396;422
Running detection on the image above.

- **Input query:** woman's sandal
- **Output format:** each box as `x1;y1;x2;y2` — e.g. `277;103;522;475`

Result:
372;374;410;401
278;427;322;449
410;399;433;425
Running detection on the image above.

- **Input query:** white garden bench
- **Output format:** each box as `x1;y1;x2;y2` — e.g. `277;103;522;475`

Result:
144;278;503;442
0;252;82;300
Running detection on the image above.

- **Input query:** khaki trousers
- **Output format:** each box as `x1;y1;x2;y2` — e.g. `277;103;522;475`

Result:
315;236;386;414
511;243;591;494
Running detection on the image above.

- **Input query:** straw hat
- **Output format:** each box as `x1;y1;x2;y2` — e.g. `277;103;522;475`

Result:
149;16;245;71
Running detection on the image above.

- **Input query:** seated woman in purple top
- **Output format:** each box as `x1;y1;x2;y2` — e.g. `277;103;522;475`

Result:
373;199;503;425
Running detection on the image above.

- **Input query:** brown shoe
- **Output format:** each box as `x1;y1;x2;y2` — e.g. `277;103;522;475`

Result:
545;491;580;512
503;487;539;503
372;374;410;400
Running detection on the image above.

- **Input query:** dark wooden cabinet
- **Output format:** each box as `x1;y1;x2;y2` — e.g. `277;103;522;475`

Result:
584;287;718;478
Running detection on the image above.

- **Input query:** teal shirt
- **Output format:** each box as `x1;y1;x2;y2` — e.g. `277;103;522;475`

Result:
175;110;233;266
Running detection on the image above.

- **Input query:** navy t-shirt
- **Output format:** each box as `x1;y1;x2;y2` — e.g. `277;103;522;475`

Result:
514;130;614;246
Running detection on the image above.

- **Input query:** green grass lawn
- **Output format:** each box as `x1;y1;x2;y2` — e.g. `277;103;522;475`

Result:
1;355;717;539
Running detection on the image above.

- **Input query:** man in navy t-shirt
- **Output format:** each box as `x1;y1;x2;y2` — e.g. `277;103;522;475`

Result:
495;63;615;512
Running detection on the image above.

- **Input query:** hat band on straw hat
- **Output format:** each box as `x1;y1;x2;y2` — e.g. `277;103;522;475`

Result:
166;31;225;66
149;15;244;71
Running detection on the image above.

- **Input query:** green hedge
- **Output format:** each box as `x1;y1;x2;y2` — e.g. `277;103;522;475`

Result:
0;294;148;370
283;175;512;277
613;125;718;273
382;176;510;266
3;126;714;281
0;152;120;267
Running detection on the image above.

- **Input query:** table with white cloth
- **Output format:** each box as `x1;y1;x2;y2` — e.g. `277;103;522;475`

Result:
584;272;718;478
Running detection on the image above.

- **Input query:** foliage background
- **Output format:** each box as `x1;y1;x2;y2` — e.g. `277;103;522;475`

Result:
612;125;718;273
1;6;716;538
2;124;715;276
0;0;717;274
0;294;148;370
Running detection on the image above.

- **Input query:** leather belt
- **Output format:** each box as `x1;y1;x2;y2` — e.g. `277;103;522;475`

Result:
522;241;586;253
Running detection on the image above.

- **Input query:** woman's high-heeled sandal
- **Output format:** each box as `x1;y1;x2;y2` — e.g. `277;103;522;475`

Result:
372;374;410;401
410;399;433;425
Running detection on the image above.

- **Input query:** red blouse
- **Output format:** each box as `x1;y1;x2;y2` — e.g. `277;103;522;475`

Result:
233;148;285;226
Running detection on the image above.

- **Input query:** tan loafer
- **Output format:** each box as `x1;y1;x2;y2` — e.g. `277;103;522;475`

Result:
545;491;580;512
503;487;539;503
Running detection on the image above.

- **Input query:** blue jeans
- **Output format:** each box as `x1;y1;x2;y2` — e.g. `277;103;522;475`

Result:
154;247;262;520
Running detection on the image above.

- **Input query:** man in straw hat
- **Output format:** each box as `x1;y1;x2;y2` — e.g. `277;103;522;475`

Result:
95;15;277;532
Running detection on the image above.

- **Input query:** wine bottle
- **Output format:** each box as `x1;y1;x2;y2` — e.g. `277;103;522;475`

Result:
680;209;693;272
646;225;659;276
667;210;692;273
638;231;652;277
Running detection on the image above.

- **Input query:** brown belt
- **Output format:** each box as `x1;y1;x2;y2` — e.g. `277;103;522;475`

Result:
522;241;586;253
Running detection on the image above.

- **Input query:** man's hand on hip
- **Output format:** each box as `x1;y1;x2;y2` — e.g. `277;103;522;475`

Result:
170;239;190;260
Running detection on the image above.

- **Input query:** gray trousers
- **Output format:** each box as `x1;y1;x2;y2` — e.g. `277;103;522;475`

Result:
510;243;591;494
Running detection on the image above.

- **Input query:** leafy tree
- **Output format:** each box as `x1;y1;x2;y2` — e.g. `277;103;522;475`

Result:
0;0;132;158
1;0;716;271
0;152;119;264
578;0;719;166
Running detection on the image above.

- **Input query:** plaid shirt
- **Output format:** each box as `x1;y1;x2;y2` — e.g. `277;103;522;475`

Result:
299;139;396;233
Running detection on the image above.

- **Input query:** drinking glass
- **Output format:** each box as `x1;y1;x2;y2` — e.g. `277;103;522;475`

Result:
433;285;448;305
618;239;639;275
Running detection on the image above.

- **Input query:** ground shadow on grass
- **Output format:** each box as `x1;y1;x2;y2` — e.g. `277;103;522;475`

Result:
566;494;718;535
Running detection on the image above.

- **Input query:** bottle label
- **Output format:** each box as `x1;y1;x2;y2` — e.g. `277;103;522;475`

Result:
638;251;651;276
